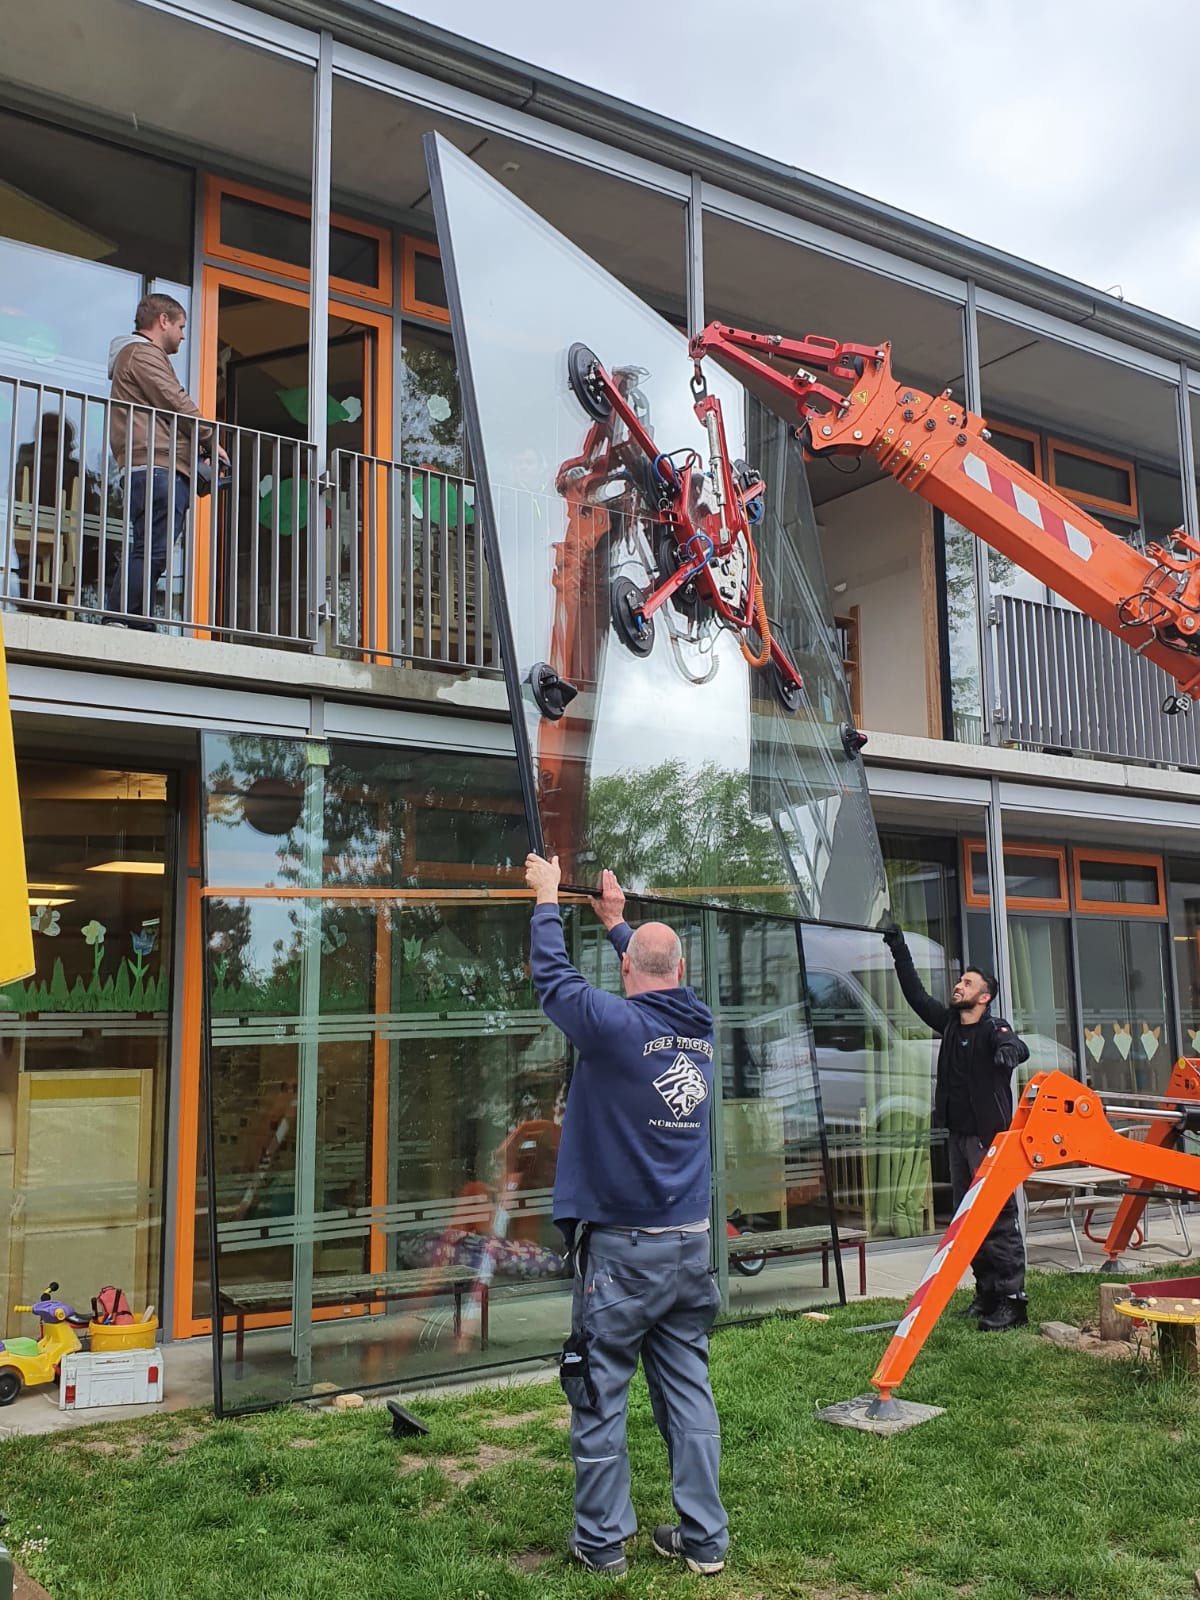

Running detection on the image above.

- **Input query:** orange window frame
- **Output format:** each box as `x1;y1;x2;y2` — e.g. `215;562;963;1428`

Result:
401;237;451;325
963;839;1069;912
203;176;393;307
1046;436;1138;519
989;422;1044;481
197;265;394;654
1072;848;1166;918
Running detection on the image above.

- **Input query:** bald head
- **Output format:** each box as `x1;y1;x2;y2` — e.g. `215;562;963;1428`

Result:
622;922;684;995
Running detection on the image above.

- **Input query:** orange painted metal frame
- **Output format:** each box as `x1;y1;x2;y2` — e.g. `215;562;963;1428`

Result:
1072;847;1166;918
870;1067;1200;1403
1100;1056;1200;1265
171;774;205;1339
1047;435;1139;520
962;839;1069;913
197;265;393;653
203;176;393;307
400;236;451;325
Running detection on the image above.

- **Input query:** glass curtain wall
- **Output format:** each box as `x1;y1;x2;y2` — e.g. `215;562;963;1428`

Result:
0;761;174;1338
203;733;860;1413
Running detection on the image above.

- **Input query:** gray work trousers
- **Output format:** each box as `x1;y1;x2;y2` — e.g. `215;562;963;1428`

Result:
565;1226;727;1566
948;1132;1026;1299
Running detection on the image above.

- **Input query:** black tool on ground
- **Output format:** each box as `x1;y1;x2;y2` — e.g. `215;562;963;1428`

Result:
387;1398;430;1438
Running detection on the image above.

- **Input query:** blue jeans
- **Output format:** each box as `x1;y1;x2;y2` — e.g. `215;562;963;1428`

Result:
107;468;189;628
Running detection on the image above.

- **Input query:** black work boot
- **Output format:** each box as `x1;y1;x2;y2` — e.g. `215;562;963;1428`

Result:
978;1295;1028;1332
957;1290;996;1321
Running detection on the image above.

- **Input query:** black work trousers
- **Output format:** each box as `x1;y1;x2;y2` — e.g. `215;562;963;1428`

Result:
948;1131;1026;1300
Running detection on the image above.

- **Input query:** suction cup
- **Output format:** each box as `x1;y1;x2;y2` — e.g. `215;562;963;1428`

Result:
567;342;611;422
528;663;579;722
610;576;654;656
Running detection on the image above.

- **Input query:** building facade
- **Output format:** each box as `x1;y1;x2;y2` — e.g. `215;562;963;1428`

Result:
4;0;1200;1409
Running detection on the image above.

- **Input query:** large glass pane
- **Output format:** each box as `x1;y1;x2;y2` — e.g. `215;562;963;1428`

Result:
801;924;938;1239
1170;857;1200;1057
1006;916;1078;1084
716;913;844;1317
426;134;887;929
0;762;173;1342
1075;919;1173;1095
203;733;575;1414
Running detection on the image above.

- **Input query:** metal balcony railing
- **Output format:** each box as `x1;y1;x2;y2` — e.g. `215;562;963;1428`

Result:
0;372;495;670
994;593;1200;767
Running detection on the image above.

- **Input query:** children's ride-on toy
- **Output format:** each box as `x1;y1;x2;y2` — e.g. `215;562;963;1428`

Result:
0;1285;87;1404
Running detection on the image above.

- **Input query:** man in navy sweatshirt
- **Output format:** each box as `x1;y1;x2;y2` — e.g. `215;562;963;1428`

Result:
525;851;728;1582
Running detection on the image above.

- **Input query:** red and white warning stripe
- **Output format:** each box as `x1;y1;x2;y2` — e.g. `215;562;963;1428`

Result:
889;1165;989;1342
962;453;1093;562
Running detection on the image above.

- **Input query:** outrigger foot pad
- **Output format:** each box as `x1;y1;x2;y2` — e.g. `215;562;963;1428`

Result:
818;1393;944;1435
528;663;579;721
610;576;655;656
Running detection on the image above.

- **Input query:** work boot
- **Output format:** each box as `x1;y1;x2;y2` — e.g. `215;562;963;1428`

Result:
956;1291;995;1320
568;1533;627;1580
652;1525;725;1576
978;1295;1028;1332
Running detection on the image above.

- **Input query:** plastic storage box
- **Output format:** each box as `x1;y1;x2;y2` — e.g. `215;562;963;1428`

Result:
59;1348;163;1410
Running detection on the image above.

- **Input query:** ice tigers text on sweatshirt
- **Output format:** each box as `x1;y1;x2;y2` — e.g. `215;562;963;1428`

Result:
530;903;715;1231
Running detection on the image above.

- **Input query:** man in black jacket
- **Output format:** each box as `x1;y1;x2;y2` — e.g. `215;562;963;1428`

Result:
883;924;1031;1331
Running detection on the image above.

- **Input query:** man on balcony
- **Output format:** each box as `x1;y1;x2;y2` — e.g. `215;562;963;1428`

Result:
106;293;226;629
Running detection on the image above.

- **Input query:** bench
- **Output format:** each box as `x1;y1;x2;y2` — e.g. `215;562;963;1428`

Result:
726;1226;869;1295
217;1267;484;1368
1024;1166;1194;1268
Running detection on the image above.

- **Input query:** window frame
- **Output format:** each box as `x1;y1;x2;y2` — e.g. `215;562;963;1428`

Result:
962;839;1069;912
401;237;451;326
1047;436;1139;520
203;176;393;306
988;422;1044;480
1072;848;1166;918
834;605;862;727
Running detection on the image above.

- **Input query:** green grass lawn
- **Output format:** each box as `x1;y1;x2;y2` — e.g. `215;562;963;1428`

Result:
2;1269;1198;1600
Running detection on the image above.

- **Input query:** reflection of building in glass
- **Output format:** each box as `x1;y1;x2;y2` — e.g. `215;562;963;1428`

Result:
1;0;1200;1413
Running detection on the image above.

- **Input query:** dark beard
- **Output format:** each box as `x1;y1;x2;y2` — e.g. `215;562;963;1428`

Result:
949;997;974;1012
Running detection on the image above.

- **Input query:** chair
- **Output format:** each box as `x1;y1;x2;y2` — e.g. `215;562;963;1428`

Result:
13;463;81;609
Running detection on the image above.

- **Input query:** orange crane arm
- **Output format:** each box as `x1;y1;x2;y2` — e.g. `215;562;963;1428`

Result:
870;1069;1200;1402
1100;1056;1200;1265
691;324;1200;701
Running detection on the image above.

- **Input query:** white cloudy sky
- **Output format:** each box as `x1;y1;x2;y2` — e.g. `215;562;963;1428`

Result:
396;0;1200;330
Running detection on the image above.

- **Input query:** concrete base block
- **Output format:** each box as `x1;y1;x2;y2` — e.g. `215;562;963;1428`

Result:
817;1393;945;1435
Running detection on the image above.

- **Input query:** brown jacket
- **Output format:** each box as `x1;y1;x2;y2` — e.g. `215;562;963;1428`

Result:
108;335;213;481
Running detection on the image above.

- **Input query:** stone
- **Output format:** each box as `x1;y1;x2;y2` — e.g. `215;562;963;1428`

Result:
1039;1321;1081;1346
333;1392;365;1410
802;1312;831;1322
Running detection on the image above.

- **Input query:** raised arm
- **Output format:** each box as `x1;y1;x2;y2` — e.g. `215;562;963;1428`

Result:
526;853;628;1048
883;924;951;1035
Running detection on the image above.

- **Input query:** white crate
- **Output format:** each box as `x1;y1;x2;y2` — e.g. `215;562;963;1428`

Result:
59;1348;164;1410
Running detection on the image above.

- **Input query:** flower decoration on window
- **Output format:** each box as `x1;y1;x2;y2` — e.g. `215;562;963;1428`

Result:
320;926;347;956
81;919;107;983
30;907;60;937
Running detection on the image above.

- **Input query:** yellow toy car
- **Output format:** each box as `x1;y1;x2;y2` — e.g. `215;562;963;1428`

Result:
0;1284;85;1404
